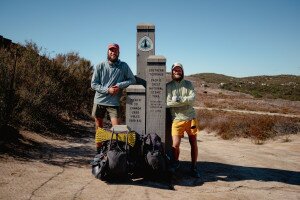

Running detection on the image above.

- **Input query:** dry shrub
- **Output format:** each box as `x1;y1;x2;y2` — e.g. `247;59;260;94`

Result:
247;116;274;144
196;87;300;115
197;109;215;130
0;42;94;134
203;101;215;108
275;120;299;143
196;109;300;143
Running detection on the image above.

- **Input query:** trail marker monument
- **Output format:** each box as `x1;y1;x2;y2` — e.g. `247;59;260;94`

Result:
126;23;171;153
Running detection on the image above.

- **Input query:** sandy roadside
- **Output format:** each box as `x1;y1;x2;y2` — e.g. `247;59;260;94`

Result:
0;124;299;200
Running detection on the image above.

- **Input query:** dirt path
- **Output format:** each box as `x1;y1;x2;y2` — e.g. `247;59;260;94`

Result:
0;121;299;200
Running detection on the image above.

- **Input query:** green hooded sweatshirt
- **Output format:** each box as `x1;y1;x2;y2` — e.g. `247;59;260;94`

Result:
166;64;196;121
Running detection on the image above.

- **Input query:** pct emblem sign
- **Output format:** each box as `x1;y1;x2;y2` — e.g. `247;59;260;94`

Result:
138;36;153;52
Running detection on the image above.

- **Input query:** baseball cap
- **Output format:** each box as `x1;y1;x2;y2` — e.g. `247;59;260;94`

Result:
171;62;183;71
108;43;119;51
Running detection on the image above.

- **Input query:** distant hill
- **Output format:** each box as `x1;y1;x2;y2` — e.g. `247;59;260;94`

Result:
189;73;300;101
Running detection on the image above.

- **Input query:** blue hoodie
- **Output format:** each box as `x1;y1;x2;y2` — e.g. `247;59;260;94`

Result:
91;60;136;106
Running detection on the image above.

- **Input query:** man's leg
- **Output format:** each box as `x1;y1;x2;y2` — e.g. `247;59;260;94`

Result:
188;134;198;167
108;106;120;126
171;120;184;171
95;117;103;131
188;134;200;178
172;136;181;164
92;104;106;153
110;117;119;126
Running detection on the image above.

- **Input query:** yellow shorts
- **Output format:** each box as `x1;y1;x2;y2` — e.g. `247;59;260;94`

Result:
172;119;199;137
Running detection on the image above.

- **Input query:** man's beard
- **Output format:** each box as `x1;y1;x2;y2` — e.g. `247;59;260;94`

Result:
172;74;183;82
107;53;119;63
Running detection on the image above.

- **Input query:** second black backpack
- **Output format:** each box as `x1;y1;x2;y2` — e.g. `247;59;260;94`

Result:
143;133;166;173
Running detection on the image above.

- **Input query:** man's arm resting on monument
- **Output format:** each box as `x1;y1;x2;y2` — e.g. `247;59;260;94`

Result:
116;67;136;89
116;77;136;89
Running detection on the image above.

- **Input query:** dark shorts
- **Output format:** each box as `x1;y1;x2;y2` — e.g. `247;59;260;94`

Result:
91;104;120;119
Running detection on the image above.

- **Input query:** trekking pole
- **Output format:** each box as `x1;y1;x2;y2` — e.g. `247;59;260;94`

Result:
108;128;114;151
125;130;128;152
141;131;145;156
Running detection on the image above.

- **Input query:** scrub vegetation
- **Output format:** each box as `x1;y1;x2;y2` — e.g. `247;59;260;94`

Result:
1;40;299;144
0;41;94;137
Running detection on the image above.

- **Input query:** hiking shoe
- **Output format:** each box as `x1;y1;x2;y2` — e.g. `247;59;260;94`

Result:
172;160;180;170
190;168;200;178
169;160;180;173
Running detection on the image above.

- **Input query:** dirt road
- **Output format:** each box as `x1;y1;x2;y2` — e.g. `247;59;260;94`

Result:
0;120;299;200
194;106;300;118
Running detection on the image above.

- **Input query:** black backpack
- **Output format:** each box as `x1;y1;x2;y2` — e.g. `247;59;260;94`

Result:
143;133;166;173
91;132;129;181
91;152;108;180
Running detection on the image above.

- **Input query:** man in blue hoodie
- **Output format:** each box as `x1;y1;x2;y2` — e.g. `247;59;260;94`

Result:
91;43;136;153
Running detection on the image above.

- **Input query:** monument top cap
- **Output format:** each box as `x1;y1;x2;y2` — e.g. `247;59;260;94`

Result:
147;55;166;63
137;23;155;30
126;85;146;93
110;125;131;132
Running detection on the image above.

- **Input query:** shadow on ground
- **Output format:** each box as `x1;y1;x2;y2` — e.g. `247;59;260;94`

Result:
0;122;95;168
172;161;300;187
90;159;300;191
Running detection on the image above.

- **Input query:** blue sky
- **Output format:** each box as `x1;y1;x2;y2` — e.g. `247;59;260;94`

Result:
1;0;299;77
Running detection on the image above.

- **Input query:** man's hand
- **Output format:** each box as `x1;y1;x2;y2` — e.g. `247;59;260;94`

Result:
172;96;182;102
108;85;120;96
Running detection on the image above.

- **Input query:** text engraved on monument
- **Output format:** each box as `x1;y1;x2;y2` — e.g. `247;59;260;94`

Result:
126;87;146;135
147;68;165;113
128;97;144;123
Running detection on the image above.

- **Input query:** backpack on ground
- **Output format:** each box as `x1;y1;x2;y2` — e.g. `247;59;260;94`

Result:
143;133;166;174
91;151;108;180
91;130;131;181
